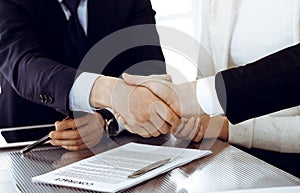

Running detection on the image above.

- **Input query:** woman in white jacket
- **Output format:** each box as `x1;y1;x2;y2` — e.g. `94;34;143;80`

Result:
114;0;300;177
158;0;300;178
196;0;300;153
187;0;300;177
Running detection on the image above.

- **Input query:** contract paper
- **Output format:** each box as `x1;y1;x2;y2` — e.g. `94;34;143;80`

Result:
32;142;211;193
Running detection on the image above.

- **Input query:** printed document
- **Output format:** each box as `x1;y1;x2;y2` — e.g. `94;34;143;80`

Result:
32;142;211;193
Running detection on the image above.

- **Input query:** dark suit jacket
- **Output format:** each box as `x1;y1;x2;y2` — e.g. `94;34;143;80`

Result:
215;43;300;124
0;0;165;127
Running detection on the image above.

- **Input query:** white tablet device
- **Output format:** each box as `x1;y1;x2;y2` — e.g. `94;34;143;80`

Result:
0;124;55;148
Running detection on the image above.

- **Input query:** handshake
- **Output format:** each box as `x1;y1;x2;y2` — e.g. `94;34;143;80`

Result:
90;73;228;142
50;73;228;151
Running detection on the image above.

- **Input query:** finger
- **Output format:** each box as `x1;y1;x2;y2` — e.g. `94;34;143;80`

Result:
120;117;150;137
122;73;172;84
117;117;151;137
171;118;185;135
62;139;97;151
173;117;199;141
61;145;84;151
152;102;180;131
141;122;161;138
55;119;76;131
62;143;88;151
193;125;204;142
172;118;188;136
152;119;170;135
176;117;196;138
126;118;153;138
50;138;84;147
123;74;173;105
50;129;81;140
186;117;200;140
62;144;89;151
148;74;172;82
149;103;171;134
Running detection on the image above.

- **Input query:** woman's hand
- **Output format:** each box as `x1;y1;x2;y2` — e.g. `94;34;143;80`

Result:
171;114;229;142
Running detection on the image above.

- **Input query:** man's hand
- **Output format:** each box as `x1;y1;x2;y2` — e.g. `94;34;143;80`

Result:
49;113;105;150
122;73;203;118
90;76;180;138
121;73;229;142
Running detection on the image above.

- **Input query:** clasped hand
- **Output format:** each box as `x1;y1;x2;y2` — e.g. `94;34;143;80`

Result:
120;73;204;141
90;73;205;141
51;73;228;151
90;76;180;138
120;73;228;142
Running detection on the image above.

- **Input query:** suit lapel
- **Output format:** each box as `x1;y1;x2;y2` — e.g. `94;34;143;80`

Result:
87;0;115;47
210;0;239;72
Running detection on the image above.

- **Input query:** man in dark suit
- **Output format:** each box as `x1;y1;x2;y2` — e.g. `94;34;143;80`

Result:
0;0;180;149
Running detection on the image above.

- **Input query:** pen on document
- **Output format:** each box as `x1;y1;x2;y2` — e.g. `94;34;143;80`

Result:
20;134;50;154
128;158;171;178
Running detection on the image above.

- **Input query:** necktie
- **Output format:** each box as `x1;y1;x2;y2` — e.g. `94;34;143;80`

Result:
63;0;87;67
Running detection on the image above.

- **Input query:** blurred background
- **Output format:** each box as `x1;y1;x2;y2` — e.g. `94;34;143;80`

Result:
151;0;202;83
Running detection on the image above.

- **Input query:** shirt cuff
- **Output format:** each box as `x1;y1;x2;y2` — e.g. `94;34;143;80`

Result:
69;72;102;113
196;76;224;116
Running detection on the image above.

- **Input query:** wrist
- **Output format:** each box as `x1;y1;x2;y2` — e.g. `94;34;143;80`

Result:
219;117;229;141
90;76;118;108
177;81;202;116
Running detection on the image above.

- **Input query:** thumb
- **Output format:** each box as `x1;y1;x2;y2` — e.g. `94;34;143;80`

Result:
122;73;172;86
123;73;174;106
148;74;172;82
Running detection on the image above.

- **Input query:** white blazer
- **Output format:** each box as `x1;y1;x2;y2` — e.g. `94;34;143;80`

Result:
198;0;300;153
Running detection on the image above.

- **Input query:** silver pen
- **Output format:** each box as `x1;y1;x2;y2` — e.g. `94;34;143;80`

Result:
20;134;50;154
128;158;171;178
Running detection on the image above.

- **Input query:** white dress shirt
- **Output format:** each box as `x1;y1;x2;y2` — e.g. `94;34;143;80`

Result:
57;0;101;113
58;0;125;134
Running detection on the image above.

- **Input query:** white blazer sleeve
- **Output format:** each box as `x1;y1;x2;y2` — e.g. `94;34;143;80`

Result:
228;106;300;153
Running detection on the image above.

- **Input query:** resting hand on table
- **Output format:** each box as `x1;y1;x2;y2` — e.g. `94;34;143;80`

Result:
49;113;105;150
90;76;180;138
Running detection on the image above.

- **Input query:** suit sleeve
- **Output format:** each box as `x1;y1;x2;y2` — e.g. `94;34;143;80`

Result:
102;0;166;76
0;0;77;115
215;43;300;124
